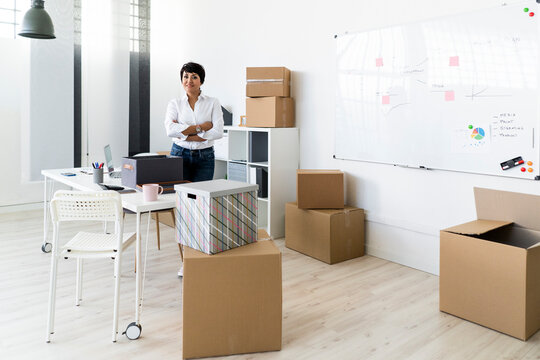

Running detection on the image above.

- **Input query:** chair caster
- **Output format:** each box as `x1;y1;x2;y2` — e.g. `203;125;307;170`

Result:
42;243;52;253
123;322;142;340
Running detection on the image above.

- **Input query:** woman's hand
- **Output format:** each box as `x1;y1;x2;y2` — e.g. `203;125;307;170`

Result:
186;135;206;142
174;119;211;137
201;121;213;131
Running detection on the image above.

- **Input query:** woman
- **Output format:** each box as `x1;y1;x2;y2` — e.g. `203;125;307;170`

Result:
164;62;224;182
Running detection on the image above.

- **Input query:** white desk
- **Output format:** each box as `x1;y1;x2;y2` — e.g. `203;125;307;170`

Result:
41;168;176;338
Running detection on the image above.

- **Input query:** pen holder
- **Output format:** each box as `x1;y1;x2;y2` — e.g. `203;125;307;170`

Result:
93;167;104;184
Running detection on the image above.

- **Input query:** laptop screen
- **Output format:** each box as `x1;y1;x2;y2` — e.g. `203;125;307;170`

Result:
104;145;114;172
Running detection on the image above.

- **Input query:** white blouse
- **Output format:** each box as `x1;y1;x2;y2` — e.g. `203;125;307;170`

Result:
164;92;224;150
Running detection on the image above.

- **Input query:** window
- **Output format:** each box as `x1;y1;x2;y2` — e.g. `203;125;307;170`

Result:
128;0;151;156
130;0;150;53
0;0;23;39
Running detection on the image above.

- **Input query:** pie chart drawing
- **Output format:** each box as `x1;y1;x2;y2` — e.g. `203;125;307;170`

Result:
470;127;485;140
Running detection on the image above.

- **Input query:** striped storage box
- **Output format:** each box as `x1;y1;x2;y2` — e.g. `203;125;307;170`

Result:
175;179;258;254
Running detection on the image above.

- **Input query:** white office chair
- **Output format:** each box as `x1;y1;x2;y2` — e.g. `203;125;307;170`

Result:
46;190;136;343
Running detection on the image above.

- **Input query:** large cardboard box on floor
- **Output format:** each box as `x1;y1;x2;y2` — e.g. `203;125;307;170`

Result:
182;239;282;359
246;67;290;97
246;96;294;128
440;187;540;341
297;169;344;209
285;202;364;264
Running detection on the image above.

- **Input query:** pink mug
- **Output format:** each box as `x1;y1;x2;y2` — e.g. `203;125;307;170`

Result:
142;184;163;201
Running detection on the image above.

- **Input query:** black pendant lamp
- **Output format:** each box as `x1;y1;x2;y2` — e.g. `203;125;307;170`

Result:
18;0;56;39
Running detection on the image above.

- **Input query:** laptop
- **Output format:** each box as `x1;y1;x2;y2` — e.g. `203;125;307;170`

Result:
104;144;122;178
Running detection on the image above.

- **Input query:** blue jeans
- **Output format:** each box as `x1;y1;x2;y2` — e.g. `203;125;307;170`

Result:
170;144;215;182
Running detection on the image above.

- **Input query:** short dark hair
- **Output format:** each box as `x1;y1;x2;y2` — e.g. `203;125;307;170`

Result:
180;62;205;84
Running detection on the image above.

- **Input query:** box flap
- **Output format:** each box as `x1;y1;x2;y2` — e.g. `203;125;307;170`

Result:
297;169;344;175
443;219;513;235
258;229;272;241
474;187;540;231
183;240;280;260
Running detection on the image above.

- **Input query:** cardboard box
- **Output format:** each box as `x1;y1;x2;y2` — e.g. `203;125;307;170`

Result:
440;187;540;341
182;240;282;359
246;97;295;128
175;179;258;254
285;202;364;264
258;228;271;240
121;155;183;189
297;169;344;209
246;67;290;97
151;210;175;228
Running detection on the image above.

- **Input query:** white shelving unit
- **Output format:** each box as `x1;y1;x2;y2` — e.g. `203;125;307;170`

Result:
214;126;299;238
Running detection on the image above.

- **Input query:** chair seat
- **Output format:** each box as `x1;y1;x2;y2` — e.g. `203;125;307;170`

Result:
62;231;136;254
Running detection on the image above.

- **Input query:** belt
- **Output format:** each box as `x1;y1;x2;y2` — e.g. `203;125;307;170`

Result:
178;146;213;154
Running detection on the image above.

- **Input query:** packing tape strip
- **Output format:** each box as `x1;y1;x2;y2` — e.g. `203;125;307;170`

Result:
344;209;351;227
247;79;285;83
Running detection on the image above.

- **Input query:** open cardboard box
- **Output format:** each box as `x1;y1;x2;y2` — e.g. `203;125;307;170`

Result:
440;187;540;340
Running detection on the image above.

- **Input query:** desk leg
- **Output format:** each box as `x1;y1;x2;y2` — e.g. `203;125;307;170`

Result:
42;177;52;253
135;211;142;325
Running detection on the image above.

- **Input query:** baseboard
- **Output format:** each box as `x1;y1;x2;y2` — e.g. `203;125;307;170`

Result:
365;220;439;276
0;202;42;214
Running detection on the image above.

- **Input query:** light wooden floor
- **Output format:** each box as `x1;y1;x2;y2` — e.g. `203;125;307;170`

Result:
0;209;538;360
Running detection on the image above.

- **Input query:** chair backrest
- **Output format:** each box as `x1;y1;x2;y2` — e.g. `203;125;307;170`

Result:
50;190;123;223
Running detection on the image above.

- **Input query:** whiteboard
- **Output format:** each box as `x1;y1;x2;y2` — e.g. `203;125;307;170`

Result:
335;1;540;179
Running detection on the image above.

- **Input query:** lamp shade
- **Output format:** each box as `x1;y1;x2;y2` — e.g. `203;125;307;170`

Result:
18;0;55;39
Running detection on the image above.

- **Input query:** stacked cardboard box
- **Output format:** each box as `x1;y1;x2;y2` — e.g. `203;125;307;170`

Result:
286;170;365;264
182;229;282;359
245;67;295;127
175;179;282;357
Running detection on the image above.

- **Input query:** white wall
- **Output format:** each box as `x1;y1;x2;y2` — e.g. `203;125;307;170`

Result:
26;0;74;181
0;0;74;208
0;39;41;207
150;0;540;274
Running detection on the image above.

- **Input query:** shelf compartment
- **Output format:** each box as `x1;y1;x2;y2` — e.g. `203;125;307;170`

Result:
248;165;268;199
249;131;268;163
228;131;247;162
228;161;248;182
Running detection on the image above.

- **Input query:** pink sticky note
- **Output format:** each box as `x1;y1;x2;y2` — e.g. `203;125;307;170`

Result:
445;90;455;101
449;56;459;66
382;95;390;104
375;57;384;67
